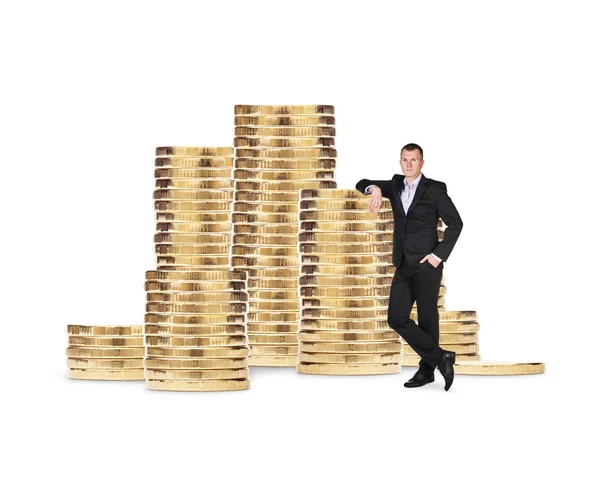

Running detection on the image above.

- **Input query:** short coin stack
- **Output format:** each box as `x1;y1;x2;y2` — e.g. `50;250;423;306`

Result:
144;270;251;391
231;105;337;366
66;325;145;380
154;146;235;271
297;189;403;375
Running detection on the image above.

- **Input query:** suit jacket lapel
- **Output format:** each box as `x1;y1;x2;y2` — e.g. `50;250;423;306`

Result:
392;174;405;217
406;173;428;216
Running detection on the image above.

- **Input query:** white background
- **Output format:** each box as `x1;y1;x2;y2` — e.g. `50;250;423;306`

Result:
1;1;597;475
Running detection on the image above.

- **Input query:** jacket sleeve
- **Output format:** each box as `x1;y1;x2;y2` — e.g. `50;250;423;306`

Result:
355;178;393;200
431;182;463;262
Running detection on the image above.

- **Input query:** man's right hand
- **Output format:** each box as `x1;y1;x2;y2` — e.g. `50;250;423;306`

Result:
367;186;383;212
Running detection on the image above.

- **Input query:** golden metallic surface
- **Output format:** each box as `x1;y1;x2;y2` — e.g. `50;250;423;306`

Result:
404;343;479;355
156;146;234;156
144;314;246;325
300;210;394;221
146;302;246;314
248;278;299;289
145;269;246;281
231;256;299;267
156;212;231;222
68;368;145;380
234;202;299;213
248;290;299;300
300;286;392;298
402;354;480;366
247;312;299;322
303;308;388;319
146;378;250;392
232;212;298;224
155;245;232;256
156;256;231;267
299;341;402;354
66;325;142;336
157;222;232;233
300;221;394;232
145;368;248;380
439;321;480;333
454;360;545;375
302;298;390;308
66;358;144;369
232;245;298;257
249;345;298;355
145;346;249;358
298;232;393;244
234;170;335;181
300;265;395;275
247;322;298;333
68;336;144;347
145;335;248;347
145;280;245;292
235;126;335;137
249;334;298;345
236;147;337;158
301;255;393;266
235;115;335;126
66;347;145;358
235;105;335;115
156;179;234;189
300;189;380;199
144;324;247;335
234;235;297;246
299;199;391;211
299;319;390;331
235;190;301;202
435;333;478;344
157;265;234;271
234;223;299;234
144;357;248;369
235;180;337;191
413;310;477;322
248;355;297;366
153;189;234;201
246;301;300;312
155;157;234;168
155;168;233;179
299;275;392;287
153;233;232;245
234;137;335;148
154;201;233;212
298;352;401;364
298;330;399;342
297;362;400;375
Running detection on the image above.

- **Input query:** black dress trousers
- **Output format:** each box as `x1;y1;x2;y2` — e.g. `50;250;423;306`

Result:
388;250;445;371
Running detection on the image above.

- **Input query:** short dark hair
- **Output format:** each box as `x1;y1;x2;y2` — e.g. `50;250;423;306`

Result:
401;143;423;159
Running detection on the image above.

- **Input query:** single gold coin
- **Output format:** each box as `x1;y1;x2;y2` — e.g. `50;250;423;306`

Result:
300;264;395;275
299;232;393;244
66;358;144;369
232;212;298;224
247;312;299;322
235;115;335;126
455;360;545;375
302;298;389;308
247;299;299;309
144;324;247;335
299;319;390;331
144;314;246;325
66;347;145;358
299;341;402;354
68;368;144;380
301;255;393;266
234;202;299;213
435;333;478;344
155;179;234;189
248;334;298;345
298;352;401;364
248;278;299;289
248;355;297;367
156;212;231;222
145;269;246;282
232;245;298;257
236;159;334;170
404;343;479;355
412;310;478;322
145;335;248;347
153;233;232;245
234;137;335;148
145;280;245;292
235;180;337;191
154;201;233;212
235;190;301;202
247;322;298;333
234;223;299;234
231;256;299;268
146;378;250;392
145;368;248;380
300;244;393;255
234;234;297;246
301;221;394;232
66;325;142;336
153;189;234;201
296;362;400;375
155;168;232;179
235;147;336;158
155;244;232;256
68;336;144;347
155;146;234;156
249;344;298;355
146;302;246;314
299;199;392;211
302;308;388;319
242;267;300;278
156;222;232;233
155;157;234;168
145;346;249;358
402;354;480;366
300;210;394;221
235;126;335;137
298;330;399;342
234;105;335;115
144;357;248;369
300;286;391;298
248;290;299;301
156;256;231;267
299;275;392;287
157;265;234;271
439;322;480;333
234;170;335;181
300;189;376;199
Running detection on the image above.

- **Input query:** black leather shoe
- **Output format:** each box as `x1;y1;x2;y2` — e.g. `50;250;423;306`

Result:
404;368;435;388
437;350;456;391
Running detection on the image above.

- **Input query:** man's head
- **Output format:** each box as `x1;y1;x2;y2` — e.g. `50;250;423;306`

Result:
400;143;424;180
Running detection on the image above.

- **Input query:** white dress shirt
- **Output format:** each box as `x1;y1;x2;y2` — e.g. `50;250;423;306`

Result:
365;174;442;263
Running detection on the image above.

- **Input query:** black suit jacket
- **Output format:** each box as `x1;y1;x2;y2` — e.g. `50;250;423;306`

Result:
355;174;463;267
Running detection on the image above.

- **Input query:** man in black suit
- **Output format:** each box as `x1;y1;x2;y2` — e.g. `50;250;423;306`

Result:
355;143;463;391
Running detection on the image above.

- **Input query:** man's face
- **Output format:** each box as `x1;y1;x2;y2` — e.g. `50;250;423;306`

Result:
400;149;424;178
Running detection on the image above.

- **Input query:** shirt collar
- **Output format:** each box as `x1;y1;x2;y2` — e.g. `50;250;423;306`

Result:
404;173;422;189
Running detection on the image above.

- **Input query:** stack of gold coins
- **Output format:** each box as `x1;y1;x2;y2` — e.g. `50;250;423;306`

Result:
297;189;404;375
154;146;235;271
144;269;251;391
66;325;145;380
232;105;337;367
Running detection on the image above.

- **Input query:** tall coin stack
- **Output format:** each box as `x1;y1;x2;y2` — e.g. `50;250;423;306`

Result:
144;270;251;391
231;105;338;367
154;146;235;271
296;189;403;375
66;325;145;380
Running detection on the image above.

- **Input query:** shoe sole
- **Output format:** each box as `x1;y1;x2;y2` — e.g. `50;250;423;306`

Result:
404;377;434;388
443;353;456;391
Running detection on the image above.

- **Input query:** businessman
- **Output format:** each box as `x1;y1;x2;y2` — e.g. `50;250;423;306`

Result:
355;143;463;391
